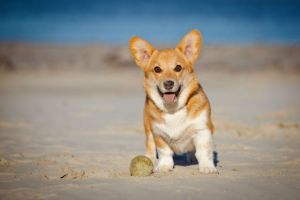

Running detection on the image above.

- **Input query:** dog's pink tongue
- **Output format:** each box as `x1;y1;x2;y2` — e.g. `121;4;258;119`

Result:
163;93;176;104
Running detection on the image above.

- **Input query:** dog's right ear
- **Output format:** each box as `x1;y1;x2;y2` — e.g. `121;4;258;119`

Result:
129;37;156;69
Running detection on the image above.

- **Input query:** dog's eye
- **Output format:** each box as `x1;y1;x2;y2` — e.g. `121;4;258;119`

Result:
154;66;162;73
174;65;182;72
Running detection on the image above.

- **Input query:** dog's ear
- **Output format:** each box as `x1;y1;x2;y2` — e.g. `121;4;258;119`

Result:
129;37;156;69
177;30;202;64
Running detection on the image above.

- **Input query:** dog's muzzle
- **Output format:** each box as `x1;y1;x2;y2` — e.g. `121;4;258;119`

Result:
157;85;181;104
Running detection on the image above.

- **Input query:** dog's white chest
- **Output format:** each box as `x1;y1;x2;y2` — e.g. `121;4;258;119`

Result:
158;109;188;139
152;108;207;154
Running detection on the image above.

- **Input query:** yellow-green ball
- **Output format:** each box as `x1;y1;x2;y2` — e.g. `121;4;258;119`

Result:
130;155;154;176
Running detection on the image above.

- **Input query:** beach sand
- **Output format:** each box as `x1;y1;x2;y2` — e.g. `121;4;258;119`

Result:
0;44;299;199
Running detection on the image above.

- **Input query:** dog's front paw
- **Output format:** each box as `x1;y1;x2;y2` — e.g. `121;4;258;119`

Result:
199;161;218;174
199;166;218;174
155;157;174;172
155;164;173;172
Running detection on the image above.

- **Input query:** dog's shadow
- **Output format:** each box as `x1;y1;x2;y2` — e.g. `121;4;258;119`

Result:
171;151;219;166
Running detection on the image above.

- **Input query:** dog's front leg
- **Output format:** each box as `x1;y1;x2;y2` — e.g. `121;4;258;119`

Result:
145;132;157;162
154;135;174;172
193;129;218;174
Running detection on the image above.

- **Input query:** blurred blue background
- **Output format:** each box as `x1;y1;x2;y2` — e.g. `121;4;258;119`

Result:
0;0;300;44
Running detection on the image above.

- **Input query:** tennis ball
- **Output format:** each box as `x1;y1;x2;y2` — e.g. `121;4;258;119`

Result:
130;155;153;176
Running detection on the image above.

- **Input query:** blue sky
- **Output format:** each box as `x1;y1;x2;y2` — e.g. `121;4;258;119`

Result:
0;0;299;44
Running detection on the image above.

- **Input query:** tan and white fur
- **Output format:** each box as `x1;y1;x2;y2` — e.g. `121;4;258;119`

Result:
129;30;217;174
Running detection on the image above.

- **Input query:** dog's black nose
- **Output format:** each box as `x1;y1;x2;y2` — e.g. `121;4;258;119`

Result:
163;80;174;90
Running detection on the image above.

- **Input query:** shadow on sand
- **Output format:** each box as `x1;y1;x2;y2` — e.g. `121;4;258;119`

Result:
172;151;219;167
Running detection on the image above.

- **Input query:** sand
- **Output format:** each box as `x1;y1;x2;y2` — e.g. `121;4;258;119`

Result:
0;44;299;199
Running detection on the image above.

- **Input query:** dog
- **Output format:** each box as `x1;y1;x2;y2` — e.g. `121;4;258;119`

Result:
129;30;217;174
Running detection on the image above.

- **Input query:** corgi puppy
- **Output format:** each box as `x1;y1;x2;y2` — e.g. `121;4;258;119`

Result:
129;30;217;174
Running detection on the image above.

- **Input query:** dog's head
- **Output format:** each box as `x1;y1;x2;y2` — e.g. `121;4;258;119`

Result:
129;30;202;110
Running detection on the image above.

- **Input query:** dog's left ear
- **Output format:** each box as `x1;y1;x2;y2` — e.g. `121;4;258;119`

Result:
129;36;156;69
177;30;202;64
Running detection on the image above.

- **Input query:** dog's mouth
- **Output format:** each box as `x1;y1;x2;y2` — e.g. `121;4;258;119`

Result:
157;85;181;104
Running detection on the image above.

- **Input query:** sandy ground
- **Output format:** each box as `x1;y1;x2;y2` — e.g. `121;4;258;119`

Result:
0;44;299;199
